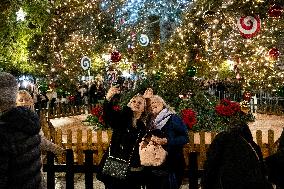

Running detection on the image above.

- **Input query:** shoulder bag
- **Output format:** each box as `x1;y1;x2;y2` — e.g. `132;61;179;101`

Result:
101;133;140;180
139;135;167;166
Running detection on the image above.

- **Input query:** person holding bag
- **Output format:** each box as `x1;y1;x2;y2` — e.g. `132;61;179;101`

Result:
142;92;189;189
96;86;148;189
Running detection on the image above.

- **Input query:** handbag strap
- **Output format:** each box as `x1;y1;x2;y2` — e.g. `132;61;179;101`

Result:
108;132;141;163
240;136;260;161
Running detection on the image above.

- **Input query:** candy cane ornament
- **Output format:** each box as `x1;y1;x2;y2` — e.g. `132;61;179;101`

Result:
237;16;261;39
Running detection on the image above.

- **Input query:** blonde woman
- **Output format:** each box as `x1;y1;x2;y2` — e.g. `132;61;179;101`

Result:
97;86;148;189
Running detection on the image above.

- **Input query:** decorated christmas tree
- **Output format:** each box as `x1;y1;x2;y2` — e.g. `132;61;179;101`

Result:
146;0;284;97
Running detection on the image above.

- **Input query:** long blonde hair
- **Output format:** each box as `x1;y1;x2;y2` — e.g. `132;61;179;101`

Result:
16;90;35;111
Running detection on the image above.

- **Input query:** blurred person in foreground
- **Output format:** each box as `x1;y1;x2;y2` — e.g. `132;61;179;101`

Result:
16;89;64;188
0;72;42;188
201;100;273;189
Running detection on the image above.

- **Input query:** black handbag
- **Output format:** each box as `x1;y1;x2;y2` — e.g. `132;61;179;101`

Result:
101;155;130;180
101;133;140;180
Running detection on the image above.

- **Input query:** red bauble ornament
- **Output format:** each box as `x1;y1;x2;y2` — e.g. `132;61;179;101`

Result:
268;4;283;18
269;47;280;59
243;91;252;102
111;51;122;62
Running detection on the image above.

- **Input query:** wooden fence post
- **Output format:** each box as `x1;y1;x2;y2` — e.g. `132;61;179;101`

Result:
46;152;55;189
84;150;94;189
66;149;74;189
188;151;199;189
199;131;206;168
268;129;275;155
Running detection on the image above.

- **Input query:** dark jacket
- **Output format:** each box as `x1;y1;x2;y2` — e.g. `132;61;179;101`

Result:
202;124;273;189
151;115;189;171
0;107;42;189
97;99;147;184
265;128;284;189
148;114;189;187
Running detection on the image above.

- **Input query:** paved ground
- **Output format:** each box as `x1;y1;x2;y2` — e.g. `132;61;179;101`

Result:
45;173;189;189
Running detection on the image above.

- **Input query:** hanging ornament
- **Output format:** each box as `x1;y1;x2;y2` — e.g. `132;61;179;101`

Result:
269;47;280;59
187;66;197;77
268;4;283;18
139;34;149;46
243;91;252;102
111;51;122;62
237;16;261;39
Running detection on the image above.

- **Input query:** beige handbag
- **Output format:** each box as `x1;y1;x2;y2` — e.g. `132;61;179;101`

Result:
139;139;167;166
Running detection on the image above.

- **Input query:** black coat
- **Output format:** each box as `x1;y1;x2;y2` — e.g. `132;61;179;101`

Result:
201;124;273;189
0;107;42;189
96;99;147;185
265;128;284;189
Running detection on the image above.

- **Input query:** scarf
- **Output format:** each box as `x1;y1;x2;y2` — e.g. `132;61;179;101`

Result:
152;108;174;130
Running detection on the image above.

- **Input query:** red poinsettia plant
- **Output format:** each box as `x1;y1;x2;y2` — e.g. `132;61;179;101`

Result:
215;98;241;117
181;108;197;129
84;104;105;129
84;103;122;130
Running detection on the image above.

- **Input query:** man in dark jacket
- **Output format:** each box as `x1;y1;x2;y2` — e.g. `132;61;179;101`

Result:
0;72;42;189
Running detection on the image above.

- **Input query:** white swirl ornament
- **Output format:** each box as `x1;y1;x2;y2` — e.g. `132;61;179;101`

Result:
237;16;261;39
81;56;91;70
139;34;149;46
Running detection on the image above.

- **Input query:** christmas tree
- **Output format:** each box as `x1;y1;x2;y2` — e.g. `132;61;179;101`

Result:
146;0;284;98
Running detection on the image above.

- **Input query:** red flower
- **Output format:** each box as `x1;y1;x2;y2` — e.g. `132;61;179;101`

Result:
181;109;197;129
91;105;103;117
215;99;241;117
112;105;121;111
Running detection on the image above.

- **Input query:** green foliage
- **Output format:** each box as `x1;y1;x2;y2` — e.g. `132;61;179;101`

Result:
84;115;107;130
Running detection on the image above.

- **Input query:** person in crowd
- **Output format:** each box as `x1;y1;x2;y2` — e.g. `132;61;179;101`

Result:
78;84;88;105
96;86;148;189
201;118;273;189
265;128;284;189
89;81;105;104
16;90;64;153
0;72;43;188
16;89;64;188
143;92;189;189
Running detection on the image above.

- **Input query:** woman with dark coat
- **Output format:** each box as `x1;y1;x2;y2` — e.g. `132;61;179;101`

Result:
265;128;284;189
201;122;273;189
0;72;42;189
144;94;189;189
96;86;147;189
